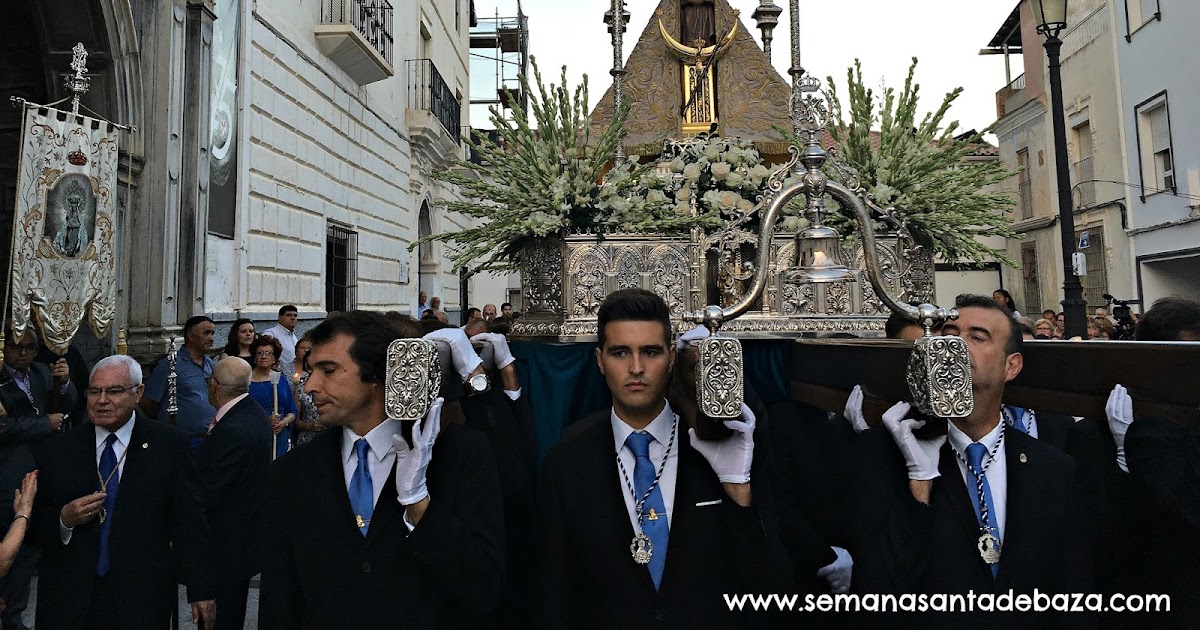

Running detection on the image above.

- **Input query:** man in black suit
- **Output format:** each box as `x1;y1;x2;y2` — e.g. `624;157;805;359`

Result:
0;326;75;630
31;354;215;630
855;294;1092;629
259;311;505;629
535;289;771;628
1095;296;1200;629
196;356;272;629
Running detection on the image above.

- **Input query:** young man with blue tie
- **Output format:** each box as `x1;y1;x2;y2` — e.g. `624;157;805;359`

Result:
534;289;770;628
855;295;1094;629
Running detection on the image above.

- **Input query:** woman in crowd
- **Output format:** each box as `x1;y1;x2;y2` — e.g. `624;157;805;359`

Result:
220;318;257;363
291;337;323;446
1054;312;1066;338
992;289;1022;319
247;335;297;459
1033;318;1056;339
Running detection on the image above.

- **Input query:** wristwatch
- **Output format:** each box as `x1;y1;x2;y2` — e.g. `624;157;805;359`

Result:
465;373;490;396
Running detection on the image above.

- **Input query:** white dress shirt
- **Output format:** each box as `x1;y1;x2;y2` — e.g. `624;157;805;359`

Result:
341;419;415;532
611;401;679;534
946;419;1008;540
1005;407;1039;439
262;323;298;367
61;417;137;544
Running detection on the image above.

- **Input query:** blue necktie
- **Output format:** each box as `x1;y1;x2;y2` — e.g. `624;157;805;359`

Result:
349;438;374;537
965;442;1001;578
1004;405;1029;434
97;434;119;576
625;431;669;590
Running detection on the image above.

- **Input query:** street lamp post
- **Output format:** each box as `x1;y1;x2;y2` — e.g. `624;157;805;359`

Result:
1031;0;1087;339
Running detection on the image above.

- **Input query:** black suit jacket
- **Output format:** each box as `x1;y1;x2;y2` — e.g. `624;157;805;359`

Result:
855;426;1094;630
0;361;78;436
258;422;505;629
535;409;772;629
194;395;273;582
31;414;214;630
1033;410;1073;452
1122;414;1200;629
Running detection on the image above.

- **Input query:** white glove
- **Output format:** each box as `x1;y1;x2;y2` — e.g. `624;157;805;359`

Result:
393;397;443;505
688;403;755;483
1105;384;1133;473
423;327;482;381
881;402;946;481
676;324;710;352
470;332;515;369
844;385;869;434
816;546;853;594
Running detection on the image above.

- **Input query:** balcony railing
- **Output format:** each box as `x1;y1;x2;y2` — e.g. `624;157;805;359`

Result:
1018;180;1033;219
407;59;461;141
1074;156;1096;208
996;73;1029;119
322;0;393;66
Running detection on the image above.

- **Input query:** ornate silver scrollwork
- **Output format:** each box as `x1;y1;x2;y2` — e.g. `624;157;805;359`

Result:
696;333;744;420
384;339;440;421
906;334;973;419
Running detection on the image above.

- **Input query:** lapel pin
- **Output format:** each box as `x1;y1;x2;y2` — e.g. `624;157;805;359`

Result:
142;442;149;449
1019;453;1027;463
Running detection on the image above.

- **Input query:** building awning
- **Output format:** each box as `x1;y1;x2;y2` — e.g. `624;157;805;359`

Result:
981;3;1023;54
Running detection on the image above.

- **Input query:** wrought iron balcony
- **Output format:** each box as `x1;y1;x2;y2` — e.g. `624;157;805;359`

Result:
406;59;462;165
316;0;394;85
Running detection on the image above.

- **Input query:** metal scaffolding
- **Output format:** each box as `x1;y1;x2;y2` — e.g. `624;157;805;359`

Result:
469;1;529;129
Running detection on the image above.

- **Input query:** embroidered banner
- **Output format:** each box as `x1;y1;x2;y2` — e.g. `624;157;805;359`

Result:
8;106;119;354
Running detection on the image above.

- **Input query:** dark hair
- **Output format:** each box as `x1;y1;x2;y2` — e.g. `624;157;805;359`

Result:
420;309;439;321
278;305;298;317
184;315;214;338
488;316;512;336
956;294;1023;355
249;334;282;361
306;311;415;384
501;302;512;310
223;318;256;356
992;289;1016;313
884;309;921;340
596;288;671;349
466;307;481;318
421;319;454;334
1135;296;1200;341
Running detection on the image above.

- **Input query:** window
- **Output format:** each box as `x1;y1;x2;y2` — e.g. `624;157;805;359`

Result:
1125;0;1160;39
1020;241;1040;315
326;223;358;312
1075;226;1109;310
420;22;432;60
456;0;461;32
1135;94;1174;198
1073;121;1095;208
1017;148;1033;219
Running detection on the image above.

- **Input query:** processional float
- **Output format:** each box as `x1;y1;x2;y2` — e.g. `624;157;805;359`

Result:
5;44;134;415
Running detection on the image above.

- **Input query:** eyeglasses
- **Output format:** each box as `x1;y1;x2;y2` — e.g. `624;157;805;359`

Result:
255;351;276;358
9;344;38;354
86;384;139;398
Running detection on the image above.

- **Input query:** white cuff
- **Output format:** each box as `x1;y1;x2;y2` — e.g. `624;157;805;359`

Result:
59;518;73;545
504;388;521;401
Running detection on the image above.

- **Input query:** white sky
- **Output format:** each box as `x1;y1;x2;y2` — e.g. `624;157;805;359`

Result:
471;0;1022;141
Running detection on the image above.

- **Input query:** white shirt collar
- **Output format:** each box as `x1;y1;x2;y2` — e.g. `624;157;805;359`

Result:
341;418;401;465
611;400;676;454
947;415;1004;458
95;415;137;450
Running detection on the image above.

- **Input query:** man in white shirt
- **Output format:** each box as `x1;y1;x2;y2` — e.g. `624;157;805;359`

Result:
32;355;215;630
261;305;299;376
855;294;1093;629
258;311;504;627
534;288;771;628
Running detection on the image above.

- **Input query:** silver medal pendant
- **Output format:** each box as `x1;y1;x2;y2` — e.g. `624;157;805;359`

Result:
977;532;1002;565
630;532;653;565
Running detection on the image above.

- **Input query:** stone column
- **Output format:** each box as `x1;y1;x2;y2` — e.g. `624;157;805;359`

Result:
178;0;216;318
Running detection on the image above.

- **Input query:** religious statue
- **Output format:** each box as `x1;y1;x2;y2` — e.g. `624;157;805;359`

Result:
681;0;716;46
658;5;739;135
52;178;90;258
